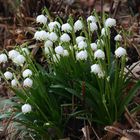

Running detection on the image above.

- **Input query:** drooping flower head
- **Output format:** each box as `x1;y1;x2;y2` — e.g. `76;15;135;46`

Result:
115;47;127;58
76;50;88;60
74;20;83;32
23;78;33;87
62;23;72;33
55;46;64;55
87;15;96;23
60;33;71;42
4;71;13;80
36;14;47;24
105;18;116;27
22;104;32;114
0;54;8;63
114;34;122;41
94;49;105;60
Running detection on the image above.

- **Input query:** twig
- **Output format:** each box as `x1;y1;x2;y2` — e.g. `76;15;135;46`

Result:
113;0;121;18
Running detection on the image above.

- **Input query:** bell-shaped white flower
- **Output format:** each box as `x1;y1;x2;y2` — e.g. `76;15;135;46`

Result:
60;33;71;42
101;28;108;36
94;49;105;60
49;32;58;42
0;54;8;63
13;55;25;65
23;78;33;87
55;46;64;55
22;48;30;55
44;46;51;54
22;69;32;78
114;34;122;41
22;104;32;114
8;50;20;60
36;14;47;24
87;15;96;23
74;20;83;32
34;31;49;41
44;40;53;54
90;22;98;32
76;50;88;60
63;50;69;56
91;64;101;74
115;47;127;58
91;64;104;78
62;23;72;33
78;41;87;50
11;79;18;87
76;36;85;44
48;21;61;31
4;71;13;80
44;40;53;48
90;43;97;51
105;18;116;27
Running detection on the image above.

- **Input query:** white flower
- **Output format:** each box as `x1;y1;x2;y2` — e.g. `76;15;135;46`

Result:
22;69;32;78
22;48;30;55
101;28;108;36
74;20;83;32
23;78;33;87
107;76;110;81
55;46;64;55
44;40;53;48
11;79;18;87
78;41;87;50
76;50;88;60
91;64;101;74
4;71;13;80
54;21;61;28
87;15;96;23
105;18;116;27
53;54;60;62
36;14;47;24
0;54;8;63
8;50;20;59
90;43;97;51
48;21;61;31
22;104;32;114
49;32;58;42
98;71;105;78
91;64;104;78
115;47;127;58
62;23;72;32
44;40;53;54
76;36;85;44
90;22;98;32
44;46;51;54
63;50;69;56
34;31;49;41
60;33;71;42
13;55;25;65
114;34;122;41
94;49;105;60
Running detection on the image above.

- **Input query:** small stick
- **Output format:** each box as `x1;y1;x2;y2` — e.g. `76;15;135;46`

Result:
113;0;121;18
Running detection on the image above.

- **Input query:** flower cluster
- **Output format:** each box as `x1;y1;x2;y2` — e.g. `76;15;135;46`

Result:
0;13;129;133
33;14;126;79
0;48;33;88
